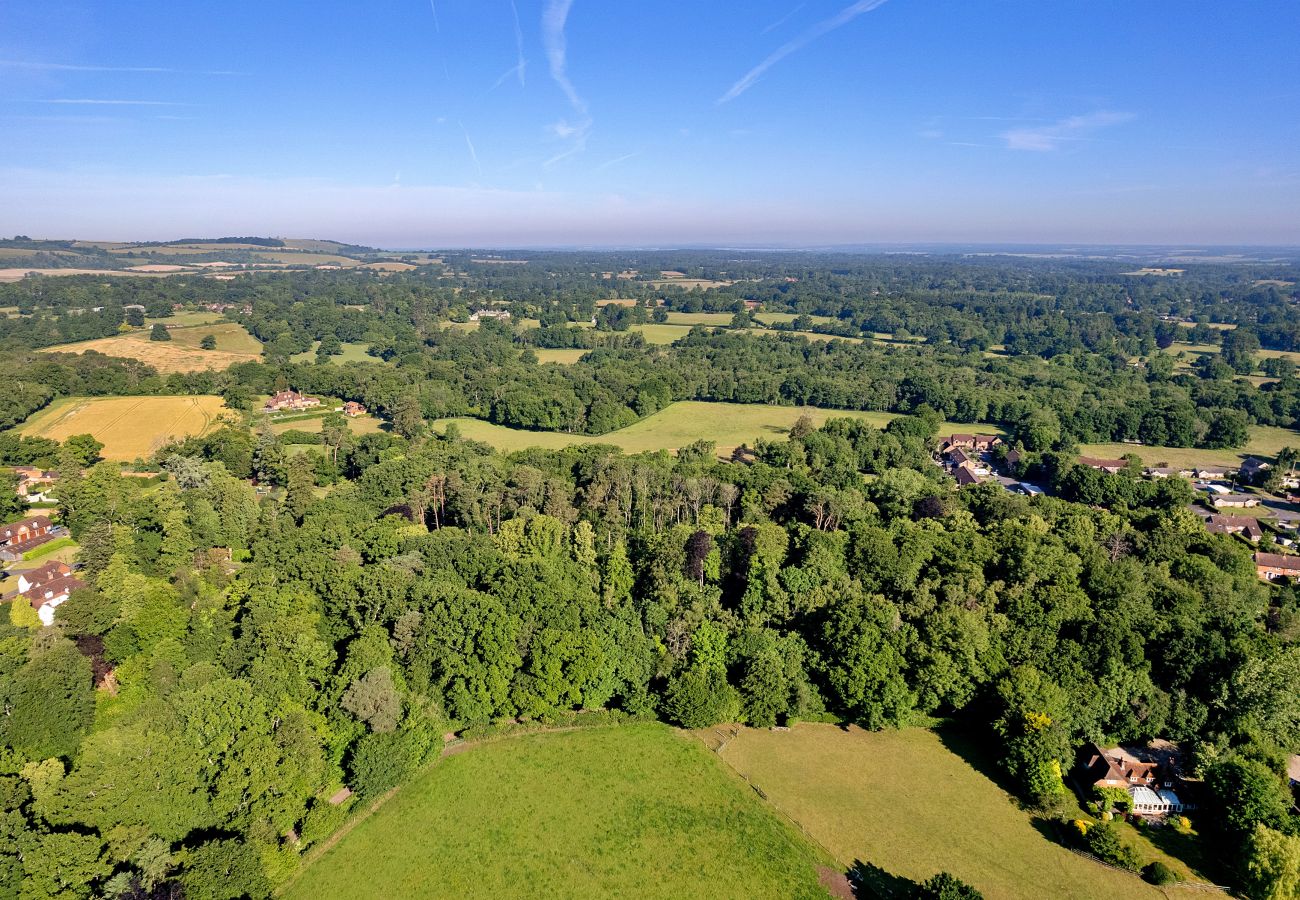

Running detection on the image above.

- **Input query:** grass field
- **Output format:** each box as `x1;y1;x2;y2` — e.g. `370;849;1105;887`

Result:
434;401;995;456
41;324;263;373
146;311;226;327
755;312;839;327
289;342;381;365
1081;423;1300;469
663;311;735;326
705;724;1209;900
629;323;704;344
16;396;228;460
269;414;386;436
283;725;829;900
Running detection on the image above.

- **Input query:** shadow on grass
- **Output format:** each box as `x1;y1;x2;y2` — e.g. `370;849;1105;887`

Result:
932;721;1024;799
848;860;917;899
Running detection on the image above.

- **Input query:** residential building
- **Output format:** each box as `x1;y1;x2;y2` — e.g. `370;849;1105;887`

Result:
14;467;57;501
1079;742;1195;817
342;401;367;417
943;434;1000;453
954;463;982;487
1205;515;1263;542
468;308;511;321
1210;493;1259;509
1079;456;1128;474
0;515;63;561
263;390;321;413
1145;466;1192;479
1255;551;1300;581
1239;457;1272;481
1194;466;1232;480
19;571;86;626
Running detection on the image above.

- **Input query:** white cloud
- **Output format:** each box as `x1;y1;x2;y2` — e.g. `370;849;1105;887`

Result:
719;0;890;104
1001;111;1133;151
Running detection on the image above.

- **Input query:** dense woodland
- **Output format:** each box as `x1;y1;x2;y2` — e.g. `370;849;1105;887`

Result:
2;253;1300;899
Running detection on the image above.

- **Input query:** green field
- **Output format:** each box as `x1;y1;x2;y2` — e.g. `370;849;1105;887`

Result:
284;725;829;900
290;342;381;365
707;724;1209;900
145;311;225;327
663;311;735;326
434;401;995;456
630;323;707;345
755;312;838;327
1081;423;1300;469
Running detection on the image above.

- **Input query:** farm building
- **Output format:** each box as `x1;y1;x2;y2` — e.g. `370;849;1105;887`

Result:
1205;515;1263;541
1255;551;1300;581
0;515;62;562
264;390;321;413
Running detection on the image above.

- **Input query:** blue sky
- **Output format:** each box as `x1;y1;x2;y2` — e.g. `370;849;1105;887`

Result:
1;0;1297;246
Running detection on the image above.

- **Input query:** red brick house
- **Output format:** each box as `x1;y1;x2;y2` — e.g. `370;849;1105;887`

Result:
343;401;367;417
1255;552;1300;581
943;434;1000;453
263;390;321;413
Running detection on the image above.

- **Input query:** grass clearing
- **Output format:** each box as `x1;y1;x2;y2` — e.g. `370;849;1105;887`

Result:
629;323;702;345
269;414;386;437
16;396;228;461
530;348;588;365
289;342;381;365
663;311;735;326
167;323;263;354
434;401;996;456
283;725;829;900
755;312;839;327
706;723;1209;900
147;311;226;327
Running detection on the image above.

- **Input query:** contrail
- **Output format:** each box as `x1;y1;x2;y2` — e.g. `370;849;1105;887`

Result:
428;0;441;33
510;0;527;86
719;0;890;104
542;0;592;163
0;59;242;75
762;3;806;34
460;121;482;177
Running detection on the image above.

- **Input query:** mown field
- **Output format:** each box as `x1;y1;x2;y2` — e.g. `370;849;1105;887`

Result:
705;724;1210;900
40;323;263;373
283;725;830;900
16;395;228;460
433;401;996;456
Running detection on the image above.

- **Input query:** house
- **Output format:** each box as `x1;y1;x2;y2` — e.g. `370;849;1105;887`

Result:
14;468;57;501
1205;515;1263;542
954;463;982;487
1003;449;1023;470
1288;756;1300;788
1255;551;1300;581
342;401;367;418
743;299;762;311
1079;456;1128;475
1211;493;1259;509
945;447;974;467
1145;466;1192;479
1239;457;1272;481
1195;466;1232;480
468;308;511;321
17;569;87;626
1079;742;1194;817
944;434;1001;453
263;390;321;413
0;515;62;561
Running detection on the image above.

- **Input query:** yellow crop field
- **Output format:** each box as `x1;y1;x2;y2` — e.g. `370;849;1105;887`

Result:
16;396;229;461
40;324;262;373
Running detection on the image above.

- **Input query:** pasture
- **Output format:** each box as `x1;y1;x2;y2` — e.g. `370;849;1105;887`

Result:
16;396;228;460
41;324;263;373
434;400;994;456
283;725;829;900
705;724;1209;900
530;348;589;365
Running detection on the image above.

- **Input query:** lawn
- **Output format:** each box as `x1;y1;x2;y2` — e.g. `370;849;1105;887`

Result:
40;325;263;373
282;725;829;900
1080;423;1300;470
15;395;228;460
269;414;386;437
705;724;1209;900
433;400;996;456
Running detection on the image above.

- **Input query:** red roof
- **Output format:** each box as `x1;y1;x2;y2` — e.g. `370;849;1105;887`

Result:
19;574;85;609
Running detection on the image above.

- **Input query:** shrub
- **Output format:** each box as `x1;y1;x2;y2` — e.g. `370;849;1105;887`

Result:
1142;861;1176;885
913;871;984;899
1083;822;1142;872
